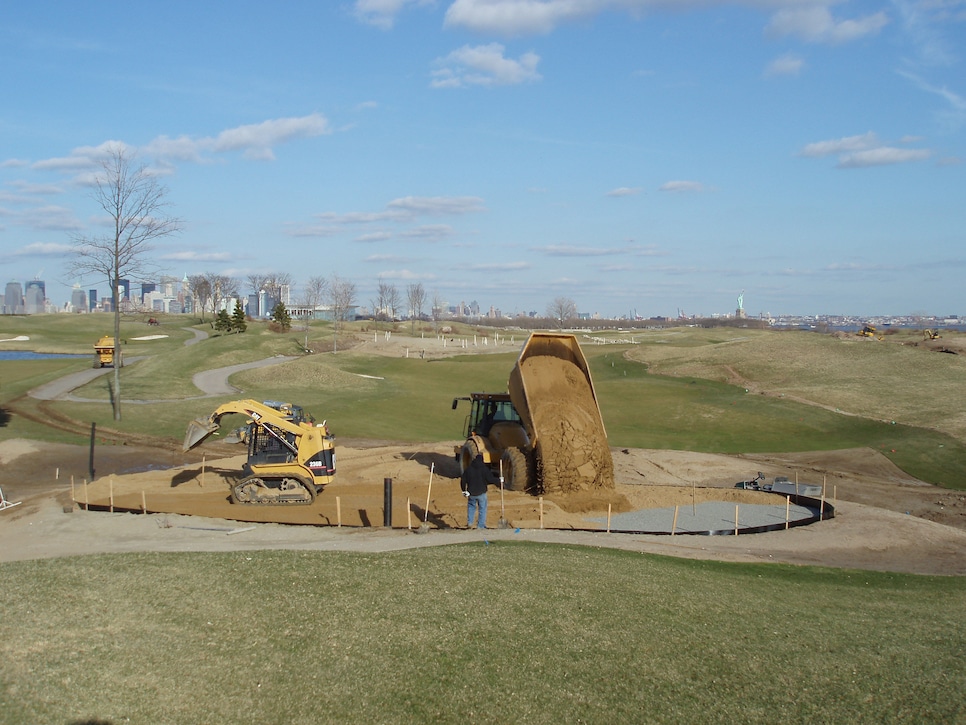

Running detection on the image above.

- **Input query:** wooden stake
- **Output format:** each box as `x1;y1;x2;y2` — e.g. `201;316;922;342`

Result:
539;496;544;529
423;462;435;523
785;496;790;530
607;503;612;533
672;505;679;536
734;504;739;535
70;475;75;503
84;479;89;510
56;467;60;480
336;496;342;527
141;490;147;514
499;459;506;521
406;497;412;530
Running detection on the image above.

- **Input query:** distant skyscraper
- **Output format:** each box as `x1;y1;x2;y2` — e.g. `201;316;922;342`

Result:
4;281;23;314
71;285;88;312
24;279;45;314
89;290;98;312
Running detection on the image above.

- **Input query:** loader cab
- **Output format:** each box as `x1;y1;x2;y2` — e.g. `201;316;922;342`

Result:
453;393;522;439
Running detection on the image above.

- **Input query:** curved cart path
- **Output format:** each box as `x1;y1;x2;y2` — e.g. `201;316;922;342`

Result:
28;326;294;401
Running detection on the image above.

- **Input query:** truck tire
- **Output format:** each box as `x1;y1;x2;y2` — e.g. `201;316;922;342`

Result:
501;447;533;492
459;440;480;473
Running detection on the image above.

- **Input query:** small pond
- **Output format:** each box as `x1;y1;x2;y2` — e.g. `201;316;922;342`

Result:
0;351;87;361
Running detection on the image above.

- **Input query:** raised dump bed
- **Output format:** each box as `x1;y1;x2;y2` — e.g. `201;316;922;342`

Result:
508;333;614;495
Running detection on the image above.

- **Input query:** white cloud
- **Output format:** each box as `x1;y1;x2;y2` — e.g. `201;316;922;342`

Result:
535;244;633;256
444;0;596;35
799;131;878;157
891;0;964;67
764;53;805;78
466;261;530;271
32;115;331;176
401;224;457;240
354;0;435;30
799;132;933;167
365;253;412;262
209;114;331;160
837;147;932;168
377;268;438;280
158;250;234;262
432;43;541;88
659;180;705;192
766;6;889;44
12;241;74;256
606;186;643;197
17;205;82;231
288;196;485;239
443;0;889;44
899;70;966;127
387;195;487;215
355;231;395;243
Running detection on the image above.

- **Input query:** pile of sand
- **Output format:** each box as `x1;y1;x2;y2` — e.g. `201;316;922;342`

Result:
519;355;614;495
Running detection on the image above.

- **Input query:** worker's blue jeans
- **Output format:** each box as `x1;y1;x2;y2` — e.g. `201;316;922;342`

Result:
467;494;487;529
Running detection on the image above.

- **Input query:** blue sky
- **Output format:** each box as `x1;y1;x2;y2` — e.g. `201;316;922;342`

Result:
1;0;963;318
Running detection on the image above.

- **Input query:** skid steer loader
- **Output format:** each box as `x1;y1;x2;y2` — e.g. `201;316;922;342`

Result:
183;399;335;505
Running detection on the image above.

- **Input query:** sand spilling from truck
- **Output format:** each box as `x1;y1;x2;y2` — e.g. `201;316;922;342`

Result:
518;355;615;497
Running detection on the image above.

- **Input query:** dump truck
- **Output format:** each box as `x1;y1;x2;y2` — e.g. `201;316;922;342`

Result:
183;399;335;505
93;335;122;368
453;332;613;495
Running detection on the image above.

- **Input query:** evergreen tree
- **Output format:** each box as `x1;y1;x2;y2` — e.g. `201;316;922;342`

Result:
272;301;292;331
231;300;247;333
214;308;232;332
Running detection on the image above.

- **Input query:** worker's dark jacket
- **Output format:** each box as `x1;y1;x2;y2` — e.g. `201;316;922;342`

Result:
461;456;496;497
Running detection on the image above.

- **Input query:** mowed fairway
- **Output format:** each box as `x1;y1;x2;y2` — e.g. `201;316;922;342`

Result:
1;545;964;725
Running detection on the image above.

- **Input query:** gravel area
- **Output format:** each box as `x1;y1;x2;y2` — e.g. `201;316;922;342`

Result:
590;500;820;534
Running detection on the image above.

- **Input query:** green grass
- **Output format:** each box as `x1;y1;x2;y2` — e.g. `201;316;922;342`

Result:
1;544;963;724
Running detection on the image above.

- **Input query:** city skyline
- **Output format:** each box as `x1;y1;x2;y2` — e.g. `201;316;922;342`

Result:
1;2;964;318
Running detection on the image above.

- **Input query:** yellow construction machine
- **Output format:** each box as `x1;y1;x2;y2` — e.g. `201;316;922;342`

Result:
452;332;612;494
923;329;942;340
93;335;122;368
183;399;335;505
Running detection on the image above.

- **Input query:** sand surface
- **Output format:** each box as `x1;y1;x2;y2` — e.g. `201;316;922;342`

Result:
2;438;964;575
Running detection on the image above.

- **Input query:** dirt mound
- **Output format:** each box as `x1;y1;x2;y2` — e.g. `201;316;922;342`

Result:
519;355;614;495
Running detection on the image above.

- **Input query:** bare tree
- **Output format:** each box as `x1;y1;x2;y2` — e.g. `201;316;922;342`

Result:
68;146;181;420
547;296;578;329
385;282;401;321
200;272;237;317
407;282;426;334
264;272;293;305
302;275;328;310
328;274;357;353
187;275;212;321
374;278;394;321
431;290;446;333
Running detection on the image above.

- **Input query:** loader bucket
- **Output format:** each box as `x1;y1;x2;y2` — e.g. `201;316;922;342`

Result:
183;418;219;452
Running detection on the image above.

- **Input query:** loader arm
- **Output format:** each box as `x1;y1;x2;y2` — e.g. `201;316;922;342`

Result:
183;399;311;452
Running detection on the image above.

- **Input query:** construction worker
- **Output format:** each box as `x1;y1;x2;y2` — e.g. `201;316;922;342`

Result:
461;454;498;529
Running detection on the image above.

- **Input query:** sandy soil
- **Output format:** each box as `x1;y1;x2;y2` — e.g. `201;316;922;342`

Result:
2;437;964;575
